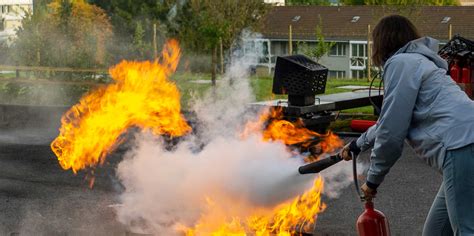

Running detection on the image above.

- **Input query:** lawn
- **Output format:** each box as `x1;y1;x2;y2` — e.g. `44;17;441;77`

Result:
0;71;377;114
173;73;376;113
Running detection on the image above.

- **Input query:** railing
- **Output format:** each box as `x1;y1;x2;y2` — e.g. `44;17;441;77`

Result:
0;65;109;86
0;65;107;74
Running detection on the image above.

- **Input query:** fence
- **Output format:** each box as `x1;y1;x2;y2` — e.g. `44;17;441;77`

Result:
0;65;109;86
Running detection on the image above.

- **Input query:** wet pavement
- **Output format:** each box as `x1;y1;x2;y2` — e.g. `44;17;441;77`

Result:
315;146;442;236
0;143;126;236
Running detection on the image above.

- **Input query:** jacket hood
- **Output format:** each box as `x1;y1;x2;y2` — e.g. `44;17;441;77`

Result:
391;37;448;70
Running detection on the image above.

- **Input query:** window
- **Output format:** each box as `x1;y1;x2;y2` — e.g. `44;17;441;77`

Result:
1;5;9;14
352;70;367;79
351;58;367;67
258;41;270;64
351;43;367;58
329;70;346;79
329;43;346;56
350;43;368;69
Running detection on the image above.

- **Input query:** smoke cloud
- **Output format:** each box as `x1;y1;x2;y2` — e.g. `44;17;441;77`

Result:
116;134;313;234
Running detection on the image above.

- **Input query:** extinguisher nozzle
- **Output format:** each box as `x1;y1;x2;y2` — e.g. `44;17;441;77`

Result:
298;155;343;174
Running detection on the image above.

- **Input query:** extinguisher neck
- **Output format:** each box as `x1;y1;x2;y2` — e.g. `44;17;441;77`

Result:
365;201;374;210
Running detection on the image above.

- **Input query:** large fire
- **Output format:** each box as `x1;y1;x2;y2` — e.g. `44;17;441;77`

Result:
51;40;191;173
51;40;344;235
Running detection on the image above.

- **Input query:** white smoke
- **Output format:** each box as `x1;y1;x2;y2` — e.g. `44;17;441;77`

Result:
116;134;313;234
115;31;357;234
190;30;260;140
322;159;367;199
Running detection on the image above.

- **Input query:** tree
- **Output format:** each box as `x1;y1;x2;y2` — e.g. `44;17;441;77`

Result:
133;21;148;58
175;0;268;85
12;2;50;66
49;0;113;66
88;0;268;82
88;0;179;61
298;18;335;63
13;0;112;68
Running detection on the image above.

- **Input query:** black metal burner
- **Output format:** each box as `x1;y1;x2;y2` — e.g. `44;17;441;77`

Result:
272;55;328;107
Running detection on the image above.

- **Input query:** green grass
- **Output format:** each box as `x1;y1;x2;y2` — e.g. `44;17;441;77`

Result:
325;78;373;94
251;77;375;114
0;72;15;79
173;74;375;113
0;72;377;114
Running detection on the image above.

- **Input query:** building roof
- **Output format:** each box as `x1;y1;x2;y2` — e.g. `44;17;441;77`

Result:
261;6;474;42
0;0;32;5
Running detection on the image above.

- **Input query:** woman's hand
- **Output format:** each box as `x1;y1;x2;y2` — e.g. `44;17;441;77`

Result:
361;183;377;201
340;140;361;161
340;143;352;161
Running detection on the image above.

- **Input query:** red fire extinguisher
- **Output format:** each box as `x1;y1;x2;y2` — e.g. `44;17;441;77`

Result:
451;59;461;83
350;152;391;236
462;60;472;98
471;59;474;99
357;200;390;236
462;63;471;83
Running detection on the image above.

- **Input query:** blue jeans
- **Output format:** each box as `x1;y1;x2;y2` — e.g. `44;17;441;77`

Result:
423;143;474;236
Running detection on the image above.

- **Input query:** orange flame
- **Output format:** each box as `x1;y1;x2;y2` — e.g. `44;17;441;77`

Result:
243;107;344;157
51;40;191;173
183;177;326;235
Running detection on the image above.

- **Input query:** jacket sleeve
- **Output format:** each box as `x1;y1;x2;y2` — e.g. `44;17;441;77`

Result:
356;123;377;152
366;55;423;185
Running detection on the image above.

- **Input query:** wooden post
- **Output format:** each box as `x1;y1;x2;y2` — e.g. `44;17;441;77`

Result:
367;24;372;82
220;37;224;74
448;24;453;40
153;23;158;59
211;46;217;86
268;40;272;75
289;24;293;55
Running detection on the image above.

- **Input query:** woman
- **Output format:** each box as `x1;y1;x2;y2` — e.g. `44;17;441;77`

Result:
341;15;474;235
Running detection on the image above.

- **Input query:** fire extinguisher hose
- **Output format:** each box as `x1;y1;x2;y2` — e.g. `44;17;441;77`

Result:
351;151;364;201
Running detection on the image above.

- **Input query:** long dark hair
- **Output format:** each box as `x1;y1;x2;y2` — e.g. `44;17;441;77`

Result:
372;15;421;67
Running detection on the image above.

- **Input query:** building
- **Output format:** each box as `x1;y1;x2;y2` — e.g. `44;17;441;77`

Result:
253;6;474;78
264;0;286;6
0;0;33;43
460;0;474;6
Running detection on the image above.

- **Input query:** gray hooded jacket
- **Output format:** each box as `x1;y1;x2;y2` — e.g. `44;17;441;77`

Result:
356;37;474;185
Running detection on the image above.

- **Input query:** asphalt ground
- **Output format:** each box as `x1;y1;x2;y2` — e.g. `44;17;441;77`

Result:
0;132;442;236
315;145;442;236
